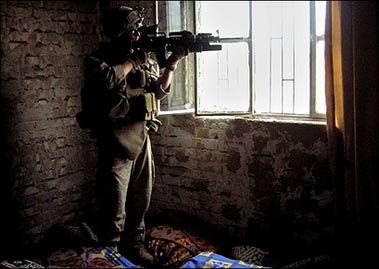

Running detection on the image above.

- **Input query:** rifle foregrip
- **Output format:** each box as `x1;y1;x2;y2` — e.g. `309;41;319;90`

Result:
202;44;222;51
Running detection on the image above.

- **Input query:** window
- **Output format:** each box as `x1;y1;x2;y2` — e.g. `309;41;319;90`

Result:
157;1;195;113
158;1;326;119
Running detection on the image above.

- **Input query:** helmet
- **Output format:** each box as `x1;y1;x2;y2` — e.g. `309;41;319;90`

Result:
103;6;145;39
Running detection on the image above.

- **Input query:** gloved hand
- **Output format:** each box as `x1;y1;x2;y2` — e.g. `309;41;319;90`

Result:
166;46;189;71
128;49;148;69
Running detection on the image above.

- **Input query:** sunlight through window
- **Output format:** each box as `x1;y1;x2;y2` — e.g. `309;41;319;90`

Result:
161;1;326;119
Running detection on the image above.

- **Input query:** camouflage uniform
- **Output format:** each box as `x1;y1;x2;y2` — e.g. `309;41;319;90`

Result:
77;41;168;250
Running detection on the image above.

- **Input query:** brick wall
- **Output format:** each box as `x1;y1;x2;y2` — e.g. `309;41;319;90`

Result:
0;0;101;253
0;0;333;262
0;0;157;256
149;115;333;261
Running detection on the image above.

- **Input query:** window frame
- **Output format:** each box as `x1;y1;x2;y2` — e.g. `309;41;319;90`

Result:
156;1;196;115
309;1;326;119
194;1;253;116
157;0;326;121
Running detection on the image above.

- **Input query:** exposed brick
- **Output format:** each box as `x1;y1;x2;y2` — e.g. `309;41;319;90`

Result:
1;1;334;255
196;128;209;138
1;1;101;249
150;114;333;249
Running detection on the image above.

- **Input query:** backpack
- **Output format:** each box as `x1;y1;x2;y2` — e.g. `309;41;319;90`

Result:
76;55;115;138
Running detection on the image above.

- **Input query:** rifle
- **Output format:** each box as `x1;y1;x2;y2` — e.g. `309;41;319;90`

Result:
131;25;222;67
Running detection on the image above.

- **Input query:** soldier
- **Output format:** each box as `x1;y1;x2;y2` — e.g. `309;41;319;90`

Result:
76;6;188;267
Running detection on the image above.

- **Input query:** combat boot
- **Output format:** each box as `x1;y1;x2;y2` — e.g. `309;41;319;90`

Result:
123;227;154;267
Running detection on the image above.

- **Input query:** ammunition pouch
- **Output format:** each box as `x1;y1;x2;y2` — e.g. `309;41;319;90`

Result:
127;92;158;122
144;92;158;121
128;69;147;88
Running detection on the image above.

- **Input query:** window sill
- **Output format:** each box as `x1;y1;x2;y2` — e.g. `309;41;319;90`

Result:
245;115;326;125
158;111;326;125
158;109;195;116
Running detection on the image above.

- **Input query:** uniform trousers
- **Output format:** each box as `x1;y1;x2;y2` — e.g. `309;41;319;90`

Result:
96;131;154;245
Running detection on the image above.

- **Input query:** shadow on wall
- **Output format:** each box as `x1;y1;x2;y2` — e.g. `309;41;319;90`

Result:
0;0;101;258
0;105;20;259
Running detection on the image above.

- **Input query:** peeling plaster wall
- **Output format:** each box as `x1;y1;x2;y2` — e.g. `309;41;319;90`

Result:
150;114;333;260
1;0;334;262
